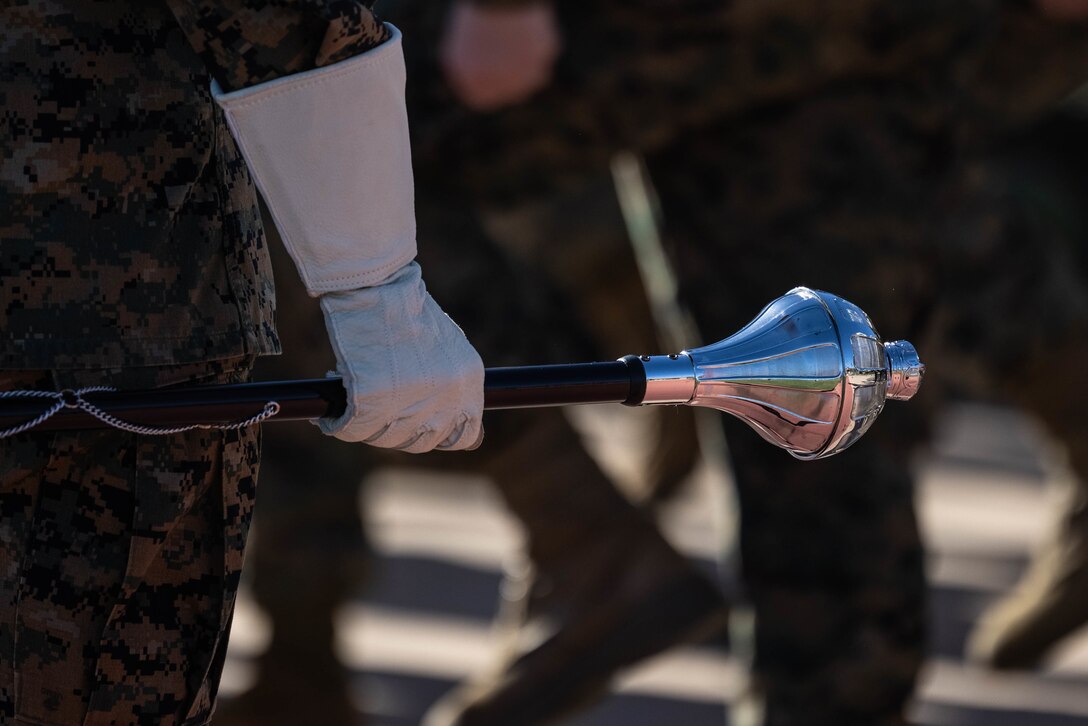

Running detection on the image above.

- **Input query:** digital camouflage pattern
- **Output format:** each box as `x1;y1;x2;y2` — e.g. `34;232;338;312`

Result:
1;3;275;370
0;358;259;725
1;1;394;723
165;0;390;93
0;0;390;371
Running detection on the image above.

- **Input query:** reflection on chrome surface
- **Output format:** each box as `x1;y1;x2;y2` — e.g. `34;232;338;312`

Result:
640;287;924;459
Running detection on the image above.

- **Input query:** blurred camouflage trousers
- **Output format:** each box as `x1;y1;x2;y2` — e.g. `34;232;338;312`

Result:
0;358;259;726
647;103;1088;725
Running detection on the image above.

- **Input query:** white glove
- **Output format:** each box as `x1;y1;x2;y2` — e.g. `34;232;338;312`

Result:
214;25;484;452
318;262;483;451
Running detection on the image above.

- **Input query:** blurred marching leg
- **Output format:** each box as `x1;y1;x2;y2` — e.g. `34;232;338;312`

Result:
967;471;1088;669
727;423;926;726
645;111;934;725
413;190;728;726
423;407;729;726
925;110;1088;671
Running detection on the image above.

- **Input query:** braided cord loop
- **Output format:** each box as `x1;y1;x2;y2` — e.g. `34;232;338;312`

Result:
0;387;280;438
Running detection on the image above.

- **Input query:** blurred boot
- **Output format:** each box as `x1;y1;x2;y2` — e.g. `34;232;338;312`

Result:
425;179;718;725
423;409;729;726
212;602;357;726
967;475;1088;669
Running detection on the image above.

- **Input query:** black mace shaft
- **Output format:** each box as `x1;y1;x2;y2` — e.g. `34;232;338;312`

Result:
0;358;649;434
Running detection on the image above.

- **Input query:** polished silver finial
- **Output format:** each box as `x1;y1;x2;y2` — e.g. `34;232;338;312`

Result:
638;287;924;459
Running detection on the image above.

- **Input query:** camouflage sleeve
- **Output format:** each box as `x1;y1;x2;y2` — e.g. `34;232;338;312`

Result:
164;0;392;92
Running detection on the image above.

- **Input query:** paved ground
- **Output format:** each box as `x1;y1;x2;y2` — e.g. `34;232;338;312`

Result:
220;403;1088;725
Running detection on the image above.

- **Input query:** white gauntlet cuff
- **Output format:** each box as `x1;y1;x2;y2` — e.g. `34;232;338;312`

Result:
213;25;415;294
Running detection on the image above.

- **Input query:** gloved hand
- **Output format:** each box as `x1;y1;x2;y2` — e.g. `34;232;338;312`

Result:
318;262;483;451
214;25;484;452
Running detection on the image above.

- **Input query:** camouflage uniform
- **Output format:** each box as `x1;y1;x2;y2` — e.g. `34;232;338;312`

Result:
397;2;1088;724
1;2;391;722
0;361;259;725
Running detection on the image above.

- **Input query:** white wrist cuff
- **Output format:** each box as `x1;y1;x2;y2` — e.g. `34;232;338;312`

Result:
213;24;416;295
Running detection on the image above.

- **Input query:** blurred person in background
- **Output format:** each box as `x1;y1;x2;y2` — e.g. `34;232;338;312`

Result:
406;2;1088;725
218;2;1088;726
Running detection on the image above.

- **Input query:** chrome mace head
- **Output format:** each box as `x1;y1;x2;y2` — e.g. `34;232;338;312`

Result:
638;287;924;459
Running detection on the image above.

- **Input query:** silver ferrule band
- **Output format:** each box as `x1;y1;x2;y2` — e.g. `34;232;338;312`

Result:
883;340;924;401
641;354;696;404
